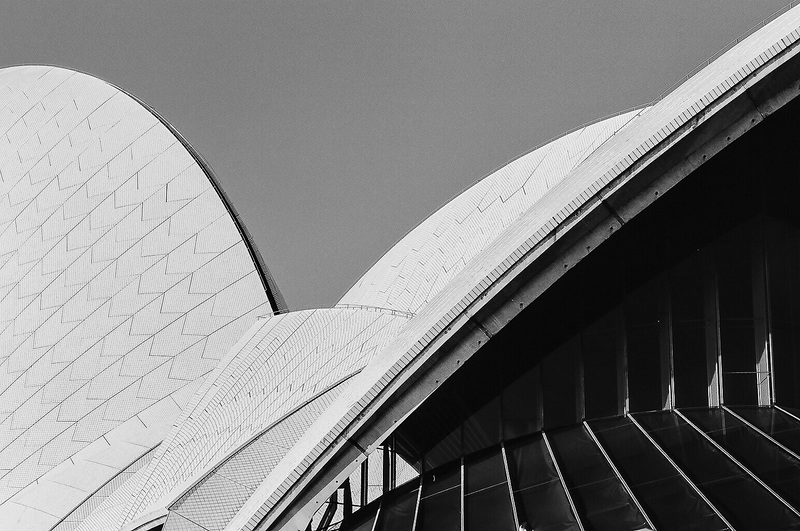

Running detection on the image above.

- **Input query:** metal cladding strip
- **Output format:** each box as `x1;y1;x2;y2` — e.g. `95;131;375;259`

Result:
73;308;409;531
337;108;644;315
225;7;800;531
0;65;277;530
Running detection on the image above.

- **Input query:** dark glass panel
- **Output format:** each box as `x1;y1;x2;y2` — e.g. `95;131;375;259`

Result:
672;324;708;407
502;365;541;439
416;463;460;531
465;450;505;494
423;424;461;471
582;312;621;419
716;236;759;406
626;282;665;412
506;435;579;530
717;240;754;320
464;451;514;531
462;396;501;456
374;483;418;531
722;373;758;406
731;407;800;454
635;411;800;529
548;425;648;530
542;338;581;429
590;416;726;530
766;219;800;408
683;408;800;507
342;502;379;531
462;354;502;456
671;255;710;408
720;325;757;373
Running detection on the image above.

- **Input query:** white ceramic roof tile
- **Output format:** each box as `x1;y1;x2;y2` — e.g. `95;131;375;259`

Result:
53;446;157;531
0;65;281;530
338;108;642;315
75;307;408;531
164;386;344;531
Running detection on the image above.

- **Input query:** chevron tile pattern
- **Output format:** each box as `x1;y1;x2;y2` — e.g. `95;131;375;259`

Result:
75;308;408;531
337;108;643;314
0;66;277;530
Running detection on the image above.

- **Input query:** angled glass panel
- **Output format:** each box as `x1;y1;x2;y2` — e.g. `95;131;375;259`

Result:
590;416;726;530
547;425;648;530
374;481;419;531
505;435;579;531
464;450;515;531
415;462;460;531
635;411;800;529
582;312;622;419
501;365;541;440
343;502;379;531
731;407;800;454
682;408;800;508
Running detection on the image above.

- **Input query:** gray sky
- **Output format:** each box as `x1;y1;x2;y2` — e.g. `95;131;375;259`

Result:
0;1;791;310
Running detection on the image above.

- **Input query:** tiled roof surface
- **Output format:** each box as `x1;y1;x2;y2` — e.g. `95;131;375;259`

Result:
228;6;800;531
338;109;642;314
0;66;277;530
75;308;409;531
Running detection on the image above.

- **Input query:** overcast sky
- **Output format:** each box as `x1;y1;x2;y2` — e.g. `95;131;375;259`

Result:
0;1;791;309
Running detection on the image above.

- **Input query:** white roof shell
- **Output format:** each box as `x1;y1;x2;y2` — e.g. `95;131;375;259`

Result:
0;66;282;530
76;308;410;531
234;6;800;531
85;65;645;531
78;106;645;531
338;109;642;314
31;4;800;531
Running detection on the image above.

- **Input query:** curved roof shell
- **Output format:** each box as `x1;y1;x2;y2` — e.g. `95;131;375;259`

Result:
83;108;645;531
0;65;283;530
76;308;410;531
237;6;800;531
338;108;642;315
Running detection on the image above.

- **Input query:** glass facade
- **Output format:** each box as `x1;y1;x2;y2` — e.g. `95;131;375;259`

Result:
329;77;800;531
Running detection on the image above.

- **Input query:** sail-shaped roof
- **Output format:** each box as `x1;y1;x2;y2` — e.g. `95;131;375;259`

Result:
0;65;283;530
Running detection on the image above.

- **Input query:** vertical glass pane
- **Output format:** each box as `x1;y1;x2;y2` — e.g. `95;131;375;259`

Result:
415;463;460;531
582;312;621;419
542;337;581;429
502;365;541;440
716;236;759;406
626;282;665;412
670;255;710;408
590;416;726;530
548;425;648;530
683;408;800;508
635;411;800;529
464;451;515;531
506;435;580;530
462;396;501;456
766;219;800;408
375;483;418;531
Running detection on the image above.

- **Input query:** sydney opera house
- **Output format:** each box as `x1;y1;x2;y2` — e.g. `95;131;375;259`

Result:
6;5;800;531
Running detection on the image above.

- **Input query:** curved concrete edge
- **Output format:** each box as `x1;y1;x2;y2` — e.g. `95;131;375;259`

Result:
0;63;285;312
224;7;800;531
